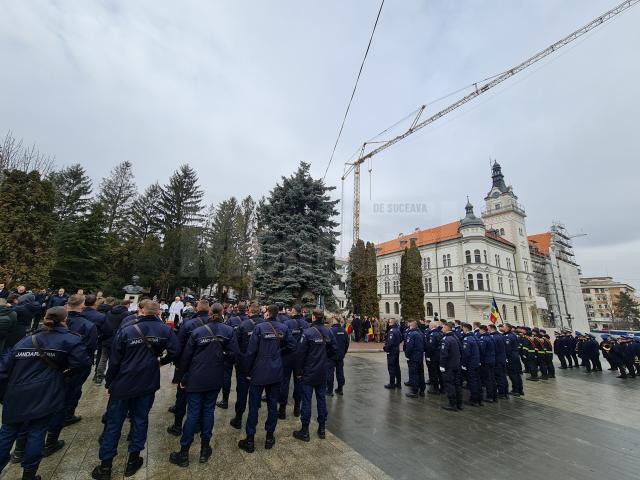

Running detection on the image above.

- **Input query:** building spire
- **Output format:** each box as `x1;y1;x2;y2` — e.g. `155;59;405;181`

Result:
491;160;508;193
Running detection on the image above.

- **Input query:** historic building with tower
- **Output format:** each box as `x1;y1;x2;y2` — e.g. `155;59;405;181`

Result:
375;162;590;333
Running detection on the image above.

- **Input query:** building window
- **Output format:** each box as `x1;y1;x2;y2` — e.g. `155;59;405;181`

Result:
500;228;505;235
467;274;475;291
509;279;515;295
495;254;501;268
528;287;532;297
442;254;451;267
423;257;431;269
446;302;455;319
385;302;390;314
426;257;431;269
519;227;524;236
425;277;433;293
523;260;529;273
498;276;504;293
384;264;389;275
474;249;481;263
514;306;518;321
476;273;484;291
506;258;511;270
485;274;490;291
392;280;399;294
465;250;471;264
444;276;453;292
495;203;501;210
502;304;507;320
384;282;390;294
392;262;398;274
394;302;399;314
426;302;433;317
483;250;488;263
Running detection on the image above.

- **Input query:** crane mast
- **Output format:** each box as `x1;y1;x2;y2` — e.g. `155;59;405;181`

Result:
342;0;639;244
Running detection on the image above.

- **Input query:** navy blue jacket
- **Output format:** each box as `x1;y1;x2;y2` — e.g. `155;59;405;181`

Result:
225;315;242;330
47;294;69;308
177;312;210;357
383;325;402;354
82;307;106;334
66;311;98;363
295;322;338;385
504;332;520;363
285;314;310;344
439;332;461;370
106;315;180;399
425;328;443;361
245;319;296;385
582;338;600;358
237;314;263;355
404;328;425;363
180;321;239;392
0;326;90;423
330;324;350;360
478;333;496;367
101;305;130;348
490;331;507;364
462;332;480;369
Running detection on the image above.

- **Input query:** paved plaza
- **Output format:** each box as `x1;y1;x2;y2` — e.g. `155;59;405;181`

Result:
2;352;639;480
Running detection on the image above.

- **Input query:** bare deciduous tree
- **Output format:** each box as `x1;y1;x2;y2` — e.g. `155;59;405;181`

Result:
0;131;55;174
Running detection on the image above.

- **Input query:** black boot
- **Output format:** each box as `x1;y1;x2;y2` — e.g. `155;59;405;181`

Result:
293;424;310;442
384;383;395;389
11;437;26;464
278;404;286;420
91;459;112;480
230;415;242;430
169;446;189;467
167;420;182;436
317;424;326;439
441;405;457;412
216;392;229;409
168;405;176;413
43;431;65;457
335;387;343;396
64;415;82;427
238;435;255;453
199;444;213;463
21;469;41;480
124;452;144;477
293;401;301;418
265;431;275;449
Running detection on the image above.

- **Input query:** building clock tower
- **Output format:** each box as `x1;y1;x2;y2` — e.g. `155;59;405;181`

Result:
482;161;538;326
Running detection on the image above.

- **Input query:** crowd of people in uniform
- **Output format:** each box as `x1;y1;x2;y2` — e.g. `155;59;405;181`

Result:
0;293;350;480
382;318;640;411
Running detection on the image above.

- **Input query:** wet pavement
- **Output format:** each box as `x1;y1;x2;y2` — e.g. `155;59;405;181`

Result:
2;352;639;479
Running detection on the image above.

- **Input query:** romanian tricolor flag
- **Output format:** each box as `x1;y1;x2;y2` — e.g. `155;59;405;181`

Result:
345;322;353;335
489;297;499;325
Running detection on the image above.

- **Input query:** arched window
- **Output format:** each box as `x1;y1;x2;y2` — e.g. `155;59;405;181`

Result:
514;306;518;321
502;304;507;321
485;274;490;291
426;302;433;317
476;273;484;291
394;302;399;314
467;274;474;291
465;250;471;264
424;277;432;293
474;249;481;263
385;302;390;314
446;302;455;318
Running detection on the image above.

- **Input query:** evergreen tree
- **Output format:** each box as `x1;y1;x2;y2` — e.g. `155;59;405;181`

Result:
50;202;106;291
254;162;338;306
399;240;425;321
235;196;257;299
129;183;163;241
364;241;380;318
0;170;56;287
49;164;93;222
97;161;137;235
347;239;366;315
615;291;640;329
208;197;241;301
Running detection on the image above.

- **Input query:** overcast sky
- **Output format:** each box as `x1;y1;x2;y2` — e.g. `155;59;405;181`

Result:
1;1;638;288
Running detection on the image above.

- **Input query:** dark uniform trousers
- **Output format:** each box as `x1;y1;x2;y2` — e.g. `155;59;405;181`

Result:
407;360;425;393
443;368;463;407
426;361;443;391
300;383;328;427
180;389;220;448
386;353;401;386
174;386;187;424
465;367;482;403
0;416;50;471
67;365;92;419
527;352;539;378
234;370;250;418
246;383;279;436
326;358;345;392
506;359;524;394
537;352;549;379
556;352;567;369
493;362;508;395
479;365;496;400
99;393;155;461
545;353;556;377
222;362;234;396
279;356;302;407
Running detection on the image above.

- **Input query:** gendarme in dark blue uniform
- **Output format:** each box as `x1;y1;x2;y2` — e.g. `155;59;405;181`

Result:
0;308;90;479
503;326;523;396
440;325;463;411
279;308;309;416
218;311;242;408
93;306;179;480
404;325;426;396
327;321;349;395
490;328;509;397
461;329;481;405
478;329;497;402
383;321;402;388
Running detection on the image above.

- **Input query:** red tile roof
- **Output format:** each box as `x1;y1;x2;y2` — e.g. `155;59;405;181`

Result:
528;232;551;255
375;221;513;256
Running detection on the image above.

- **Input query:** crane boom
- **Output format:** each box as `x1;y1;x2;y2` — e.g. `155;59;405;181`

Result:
344;0;639;244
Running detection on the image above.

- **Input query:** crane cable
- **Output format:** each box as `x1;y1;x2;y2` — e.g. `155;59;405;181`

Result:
322;0;384;182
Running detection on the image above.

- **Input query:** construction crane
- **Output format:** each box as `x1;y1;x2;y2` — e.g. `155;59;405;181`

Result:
342;0;638;245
